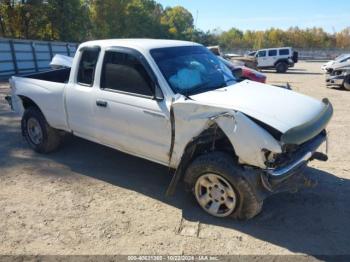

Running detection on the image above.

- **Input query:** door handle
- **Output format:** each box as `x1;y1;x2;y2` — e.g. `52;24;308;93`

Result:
96;100;107;107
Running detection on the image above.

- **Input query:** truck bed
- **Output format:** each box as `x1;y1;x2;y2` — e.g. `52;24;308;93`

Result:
9;68;70;130
23;68;71;83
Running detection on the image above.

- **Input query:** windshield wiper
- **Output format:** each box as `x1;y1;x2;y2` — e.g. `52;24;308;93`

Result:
179;76;236;96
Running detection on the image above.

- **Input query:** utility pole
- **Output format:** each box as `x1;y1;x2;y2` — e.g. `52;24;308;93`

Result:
195;10;199;30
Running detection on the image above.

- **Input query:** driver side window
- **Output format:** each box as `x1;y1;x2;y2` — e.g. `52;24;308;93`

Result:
101;51;154;97
257;50;266;57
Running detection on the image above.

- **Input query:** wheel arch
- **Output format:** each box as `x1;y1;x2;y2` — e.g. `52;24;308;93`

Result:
274;59;289;67
183;123;238;165
166;123;238;196
19;95;42;111
18;95;54;128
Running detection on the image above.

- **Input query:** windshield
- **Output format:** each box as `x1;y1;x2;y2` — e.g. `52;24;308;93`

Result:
340;56;350;63
150;46;236;96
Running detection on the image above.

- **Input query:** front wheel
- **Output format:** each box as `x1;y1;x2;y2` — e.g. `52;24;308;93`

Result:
21;107;62;153
184;152;263;219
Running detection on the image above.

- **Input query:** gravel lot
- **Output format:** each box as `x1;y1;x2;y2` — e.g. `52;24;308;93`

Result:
0;62;349;257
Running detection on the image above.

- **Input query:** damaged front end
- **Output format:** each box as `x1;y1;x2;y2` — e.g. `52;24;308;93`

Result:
166;94;333;198
261;131;327;193
326;68;349;87
258;98;332;194
165;98;284;197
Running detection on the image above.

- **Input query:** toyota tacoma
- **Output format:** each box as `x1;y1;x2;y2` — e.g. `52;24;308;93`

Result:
6;39;332;219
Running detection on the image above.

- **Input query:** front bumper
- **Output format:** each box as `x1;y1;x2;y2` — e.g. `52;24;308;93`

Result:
326;74;344;86
261;131;327;192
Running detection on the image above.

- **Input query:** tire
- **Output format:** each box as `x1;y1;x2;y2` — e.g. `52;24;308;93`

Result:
21;107;62;153
184;152;263;220
343;74;350;91
275;62;288;73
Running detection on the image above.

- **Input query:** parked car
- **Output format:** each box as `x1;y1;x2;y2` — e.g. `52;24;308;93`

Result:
207;45;258;70
324;57;350;75
246;51;256;56
322;53;350;72
326;62;350;90
6;39;332;219
217;56;266;83
224;53;241;58
248;47;298;73
229;55;258;70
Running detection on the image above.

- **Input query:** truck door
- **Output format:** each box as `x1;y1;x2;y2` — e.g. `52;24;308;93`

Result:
256;50;268;67
65;46;101;140
94;48;171;165
267;49;278;67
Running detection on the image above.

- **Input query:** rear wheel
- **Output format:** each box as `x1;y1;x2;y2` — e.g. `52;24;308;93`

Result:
22;107;62;153
275;62;288;73
343;74;350;91
184;152;263;220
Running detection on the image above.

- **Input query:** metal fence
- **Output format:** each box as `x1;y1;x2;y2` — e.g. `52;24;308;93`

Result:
0;38;78;79
226;48;350;60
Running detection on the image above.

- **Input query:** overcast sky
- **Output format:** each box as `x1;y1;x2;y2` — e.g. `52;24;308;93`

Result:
157;0;350;33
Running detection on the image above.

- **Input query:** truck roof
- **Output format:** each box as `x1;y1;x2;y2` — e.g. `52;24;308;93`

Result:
261;47;292;50
79;39;201;52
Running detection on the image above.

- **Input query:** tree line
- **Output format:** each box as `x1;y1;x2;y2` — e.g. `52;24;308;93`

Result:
0;0;349;50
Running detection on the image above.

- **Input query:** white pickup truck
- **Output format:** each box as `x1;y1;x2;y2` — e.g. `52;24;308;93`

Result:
7;39;333;219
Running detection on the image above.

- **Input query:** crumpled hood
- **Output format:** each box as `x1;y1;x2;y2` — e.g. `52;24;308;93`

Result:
190;80;325;133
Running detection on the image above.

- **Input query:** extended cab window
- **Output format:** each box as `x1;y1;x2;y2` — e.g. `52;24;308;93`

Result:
77;48;100;86
257;50;266;57
268;50;277;56
279;49;290;56
101;51;153;97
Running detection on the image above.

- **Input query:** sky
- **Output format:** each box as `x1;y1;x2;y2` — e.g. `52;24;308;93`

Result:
157;0;350;33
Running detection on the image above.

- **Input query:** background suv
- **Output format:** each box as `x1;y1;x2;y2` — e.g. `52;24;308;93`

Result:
249;47;299;73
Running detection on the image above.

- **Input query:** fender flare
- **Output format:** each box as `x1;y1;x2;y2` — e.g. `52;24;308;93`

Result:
274;59;289;67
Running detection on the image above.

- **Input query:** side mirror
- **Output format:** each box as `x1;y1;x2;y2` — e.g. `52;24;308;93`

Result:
153;83;164;101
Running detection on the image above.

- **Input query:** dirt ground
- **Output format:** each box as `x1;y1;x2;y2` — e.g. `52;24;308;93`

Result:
0;62;349;257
